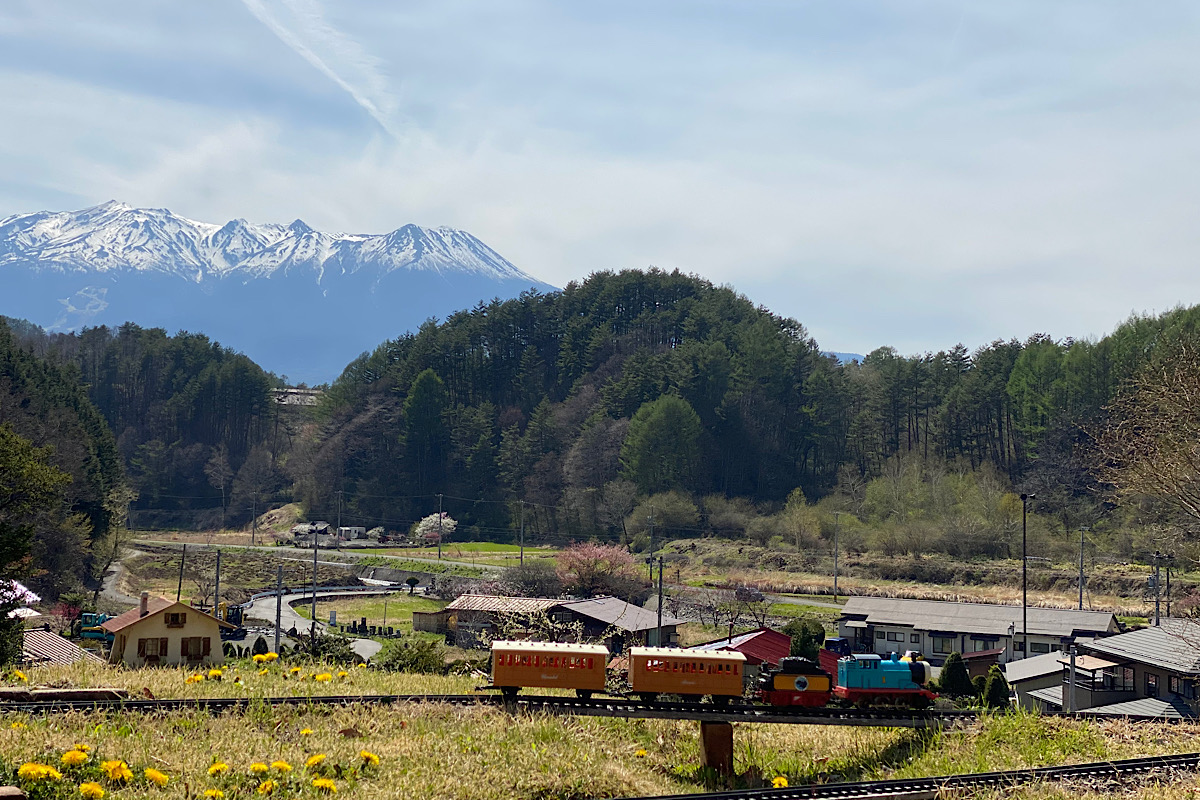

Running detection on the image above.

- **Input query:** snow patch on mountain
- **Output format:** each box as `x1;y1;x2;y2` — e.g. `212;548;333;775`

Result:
0;201;535;285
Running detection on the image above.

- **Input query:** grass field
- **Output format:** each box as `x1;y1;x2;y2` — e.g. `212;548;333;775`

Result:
293;593;447;634
355;543;559;567
4;662;1200;799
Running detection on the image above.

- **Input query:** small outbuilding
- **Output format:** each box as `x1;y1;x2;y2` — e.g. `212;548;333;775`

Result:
101;592;236;667
689;627;792;672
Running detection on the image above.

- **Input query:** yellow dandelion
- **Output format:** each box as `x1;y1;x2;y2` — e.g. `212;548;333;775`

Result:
73;744;90;753
311;777;337;794
264;652;279;661
258;668;269;675
314;673;332;682
250;762;269;774
207;762;229;776
10;721;25;729
356;663;367;668
288;667;301;675
359;750;379;767
256;779;277;795
269;760;292;773
62;749;89;766
19;762;62;781
99;760;132;782
772;776;789;788
208;668;223;680
252;654;267;664
204;790;224;799
144;768;168;787
304;754;326;770
11;669;27;682
299;728;313;737
336;671;348;678
79;781;105;799
634;749;648;758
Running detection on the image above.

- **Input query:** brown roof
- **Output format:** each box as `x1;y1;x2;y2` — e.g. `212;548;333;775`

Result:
22;629;104;666
101;597;235;633
445;595;563;615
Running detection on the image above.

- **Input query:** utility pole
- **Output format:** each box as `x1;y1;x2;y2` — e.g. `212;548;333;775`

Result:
274;565;283;654
336;489;343;550
1067;645;1077;714
311;524;319;641
251;493;257;546
647;514;656;581
383;595;389;633
1077;526;1089;611
1020;493;1035;659
437;493;444;560
1154;551;1163;627
655;557;665;647
214;550;221;617
519;501;525;566
833;511;841;603
176;544;187;602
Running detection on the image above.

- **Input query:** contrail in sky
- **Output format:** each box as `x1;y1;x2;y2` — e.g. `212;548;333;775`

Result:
240;0;400;138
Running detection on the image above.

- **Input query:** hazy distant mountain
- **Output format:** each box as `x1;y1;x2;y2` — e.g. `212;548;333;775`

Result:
826;351;865;364
0;201;555;382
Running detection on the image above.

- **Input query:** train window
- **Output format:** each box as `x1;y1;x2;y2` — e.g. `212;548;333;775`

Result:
533;656;540;667
587;658;594;669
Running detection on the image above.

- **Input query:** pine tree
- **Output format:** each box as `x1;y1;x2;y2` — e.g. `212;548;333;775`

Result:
982;663;1011;709
937;652;974;698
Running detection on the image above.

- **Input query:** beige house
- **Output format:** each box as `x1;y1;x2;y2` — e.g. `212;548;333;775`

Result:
101;593;235;667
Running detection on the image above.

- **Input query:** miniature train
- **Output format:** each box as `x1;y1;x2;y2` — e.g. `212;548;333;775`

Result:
489;638;936;708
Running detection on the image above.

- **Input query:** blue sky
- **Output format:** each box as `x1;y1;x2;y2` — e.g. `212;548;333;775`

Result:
2;1;1200;356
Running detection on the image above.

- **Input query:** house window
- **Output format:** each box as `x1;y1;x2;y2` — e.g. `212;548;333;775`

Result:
1014;641;1025;652
932;637;954;654
876;631;885;640
887;632;904;643
165;612;187;628
1170;676;1181;695
181;637;210;661
142;638;159;657
1146;673;1159;697
1030;642;1050;654
971;639;993;652
910;634;920;644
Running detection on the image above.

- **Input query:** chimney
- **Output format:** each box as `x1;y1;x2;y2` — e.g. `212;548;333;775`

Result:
139;591;149;618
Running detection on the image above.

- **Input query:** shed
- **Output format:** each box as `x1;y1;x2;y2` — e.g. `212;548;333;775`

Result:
22;628;104;667
101;593;236;667
689;627;792;669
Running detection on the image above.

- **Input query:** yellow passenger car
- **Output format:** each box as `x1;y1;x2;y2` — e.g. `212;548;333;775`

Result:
490;640;609;698
628;647;746;703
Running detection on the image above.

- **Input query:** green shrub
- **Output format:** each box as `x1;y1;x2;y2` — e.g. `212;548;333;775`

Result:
937;652;974;697
251;636;269;656
376;635;445;674
982;663;1011;709
782;617;825;660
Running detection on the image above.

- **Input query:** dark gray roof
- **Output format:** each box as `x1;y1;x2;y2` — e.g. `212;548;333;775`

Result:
21;629;104;667
561;597;683;633
1080;695;1196;719
1083;620;1200;675
1026;685;1062;708
841;597;1118;638
1003;652;1065;684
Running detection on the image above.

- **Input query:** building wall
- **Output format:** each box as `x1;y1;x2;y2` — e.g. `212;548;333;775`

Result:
109;610;224;667
843;622;1069;665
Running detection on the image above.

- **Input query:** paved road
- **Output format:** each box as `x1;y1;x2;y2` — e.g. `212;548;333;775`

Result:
243;588;391;661
100;548;143;606
132;539;502;574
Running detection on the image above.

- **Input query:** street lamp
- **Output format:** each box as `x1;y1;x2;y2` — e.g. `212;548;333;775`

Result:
1020;493;1035;659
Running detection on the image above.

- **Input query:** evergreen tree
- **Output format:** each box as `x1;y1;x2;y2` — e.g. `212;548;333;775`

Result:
982;663;1011;709
937;652;974;697
620;394;704;494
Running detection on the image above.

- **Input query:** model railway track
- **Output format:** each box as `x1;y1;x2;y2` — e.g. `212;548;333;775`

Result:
621;751;1200;800
0;693;976;726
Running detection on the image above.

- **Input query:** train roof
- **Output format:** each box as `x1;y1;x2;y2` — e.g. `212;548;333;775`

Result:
629;646;746;662
490;640;609;656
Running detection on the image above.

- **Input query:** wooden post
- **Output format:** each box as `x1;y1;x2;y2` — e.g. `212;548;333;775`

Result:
699;722;733;776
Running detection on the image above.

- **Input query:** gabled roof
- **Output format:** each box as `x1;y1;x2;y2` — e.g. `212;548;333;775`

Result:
1083;620;1200;675
1080;695;1197;719
101;597;235;634
22;629;104;666
445;595;563;615
560;596;684;633
690;627;791;666
1004;651;1065;684
841;597;1118;638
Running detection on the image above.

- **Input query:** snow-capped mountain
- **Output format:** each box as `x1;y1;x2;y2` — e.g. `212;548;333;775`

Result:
0;200;536;284
0;201;555;382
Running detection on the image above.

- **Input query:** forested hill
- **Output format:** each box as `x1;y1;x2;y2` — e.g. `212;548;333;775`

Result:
4;320;280;526
0;319;124;599
302;269;1200;540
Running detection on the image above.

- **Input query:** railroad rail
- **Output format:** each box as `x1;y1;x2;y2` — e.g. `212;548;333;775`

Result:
0;693;976;727
620;751;1200;800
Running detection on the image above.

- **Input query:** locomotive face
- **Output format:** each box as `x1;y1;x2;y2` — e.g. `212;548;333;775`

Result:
792;675;809;691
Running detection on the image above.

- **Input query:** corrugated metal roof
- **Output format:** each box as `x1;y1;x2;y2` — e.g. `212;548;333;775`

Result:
1057;654;1117;671
1081;695;1197;719
689;627;791;666
22;629;104;666
1004;652;1065;683
445;595;563;614
1026;685;1063;707
841;597;1118;638
1083;620;1200;675
560;597;684;633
